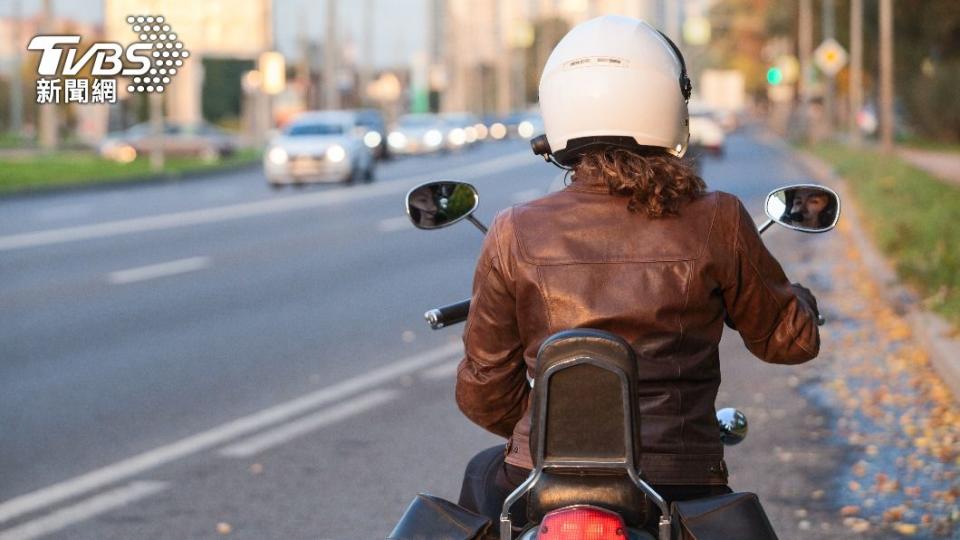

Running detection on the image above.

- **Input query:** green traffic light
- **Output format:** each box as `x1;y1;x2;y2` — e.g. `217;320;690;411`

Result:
767;67;784;85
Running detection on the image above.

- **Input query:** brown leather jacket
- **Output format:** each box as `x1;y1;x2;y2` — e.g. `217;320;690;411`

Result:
455;176;820;485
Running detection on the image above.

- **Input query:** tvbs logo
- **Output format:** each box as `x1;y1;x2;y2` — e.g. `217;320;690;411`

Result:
28;15;189;104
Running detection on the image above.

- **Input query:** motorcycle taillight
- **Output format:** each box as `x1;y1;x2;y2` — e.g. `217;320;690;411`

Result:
538;505;626;539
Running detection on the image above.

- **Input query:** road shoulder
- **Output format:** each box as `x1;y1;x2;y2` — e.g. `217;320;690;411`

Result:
793;147;960;402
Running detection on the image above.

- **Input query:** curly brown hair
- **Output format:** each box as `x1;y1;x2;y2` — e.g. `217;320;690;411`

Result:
572;148;706;218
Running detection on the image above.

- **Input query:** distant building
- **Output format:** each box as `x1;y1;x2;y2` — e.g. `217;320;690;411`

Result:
104;0;273;125
435;0;660;115
2;15;105;142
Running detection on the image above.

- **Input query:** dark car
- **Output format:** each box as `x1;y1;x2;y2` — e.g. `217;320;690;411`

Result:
352;108;391;160
99;122;236;163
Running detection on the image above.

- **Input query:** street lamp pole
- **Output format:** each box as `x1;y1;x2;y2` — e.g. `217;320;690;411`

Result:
798;0;813;144
10;0;23;135
849;0;863;146
324;0;340;110
821;0;835;134
38;0;58;150
879;0;894;152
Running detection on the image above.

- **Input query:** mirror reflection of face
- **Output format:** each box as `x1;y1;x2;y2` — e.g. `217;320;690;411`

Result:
790;189;831;229
409;188;439;227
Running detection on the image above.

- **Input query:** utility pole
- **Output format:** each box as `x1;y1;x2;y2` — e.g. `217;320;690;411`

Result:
879;0;894;152
147;0;163;171
798;0;813;144
495;0;510;116
149;92;164;171
821;0;835;134
664;0;680;40
324;0;340;109
361;0;374;107
38;0;57;150
849;0;863;146
10;0;23;135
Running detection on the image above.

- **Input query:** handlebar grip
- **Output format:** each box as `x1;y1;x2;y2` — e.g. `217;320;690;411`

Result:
424;299;471;330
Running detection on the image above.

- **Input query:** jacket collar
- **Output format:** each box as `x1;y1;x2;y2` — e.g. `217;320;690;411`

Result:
564;174;611;194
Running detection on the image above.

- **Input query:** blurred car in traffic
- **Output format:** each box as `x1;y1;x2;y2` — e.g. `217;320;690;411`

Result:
440;112;482;151
688;106;726;157
387;114;446;156
263;110;375;188
482;114;509;141
352;108;391;160
515;112;544;140
496;111;542;139
99;122;237;163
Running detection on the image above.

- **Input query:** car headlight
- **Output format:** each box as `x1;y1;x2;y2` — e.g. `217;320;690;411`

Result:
448;128;466;146
363;131;382;148
326;144;346;163
424;129;443;147
489;123;507;140
267;146;288;165
517;121;534;139
388;131;407;149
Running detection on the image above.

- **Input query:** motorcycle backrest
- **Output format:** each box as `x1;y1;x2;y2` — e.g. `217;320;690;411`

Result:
525;329;647;525
529;329;640;465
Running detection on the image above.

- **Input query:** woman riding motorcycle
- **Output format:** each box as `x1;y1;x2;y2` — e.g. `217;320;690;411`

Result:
453;15;822;530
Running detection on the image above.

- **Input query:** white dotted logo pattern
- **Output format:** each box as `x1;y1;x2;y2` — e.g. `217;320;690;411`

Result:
124;15;189;94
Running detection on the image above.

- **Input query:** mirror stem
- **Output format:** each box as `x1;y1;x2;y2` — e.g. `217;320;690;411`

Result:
757;219;775;235
466;215;488;234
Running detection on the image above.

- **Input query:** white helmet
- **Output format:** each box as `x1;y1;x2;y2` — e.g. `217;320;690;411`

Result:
536;15;692;165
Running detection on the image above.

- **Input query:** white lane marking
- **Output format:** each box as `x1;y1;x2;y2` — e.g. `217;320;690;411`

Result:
219;389;400;458
107;256;211;284
0;341;462;526
510;188;542;204
0;152;534;252
420;359;460;380
377;216;412;233
0;481;167;540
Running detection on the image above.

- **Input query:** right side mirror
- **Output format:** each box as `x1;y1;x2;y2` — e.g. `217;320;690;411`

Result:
405;181;479;230
764;184;841;233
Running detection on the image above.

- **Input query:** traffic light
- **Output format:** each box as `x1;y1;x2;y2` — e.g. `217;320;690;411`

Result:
766;67;784;86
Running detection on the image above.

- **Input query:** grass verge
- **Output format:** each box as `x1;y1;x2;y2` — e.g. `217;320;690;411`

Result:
810;144;960;325
0;148;261;195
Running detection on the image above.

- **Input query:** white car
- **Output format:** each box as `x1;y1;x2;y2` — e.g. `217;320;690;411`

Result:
688;109;726;157
387;114;446;156
264;111;375;187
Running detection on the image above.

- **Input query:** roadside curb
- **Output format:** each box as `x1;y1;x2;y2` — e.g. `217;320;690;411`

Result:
791;146;960;402
0;160;260;201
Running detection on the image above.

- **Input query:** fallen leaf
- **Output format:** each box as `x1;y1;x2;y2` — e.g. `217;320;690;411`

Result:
843;517;871;533
841;505;861;517
892;522;918;535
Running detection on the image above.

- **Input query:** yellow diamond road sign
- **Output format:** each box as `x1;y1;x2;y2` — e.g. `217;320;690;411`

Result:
814;38;848;77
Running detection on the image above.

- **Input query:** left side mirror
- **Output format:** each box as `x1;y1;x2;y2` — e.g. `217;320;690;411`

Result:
765;184;841;233
405;181;479;230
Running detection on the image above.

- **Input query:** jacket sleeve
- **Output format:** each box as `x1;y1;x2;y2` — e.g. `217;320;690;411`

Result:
455;211;529;438
720;196;820;364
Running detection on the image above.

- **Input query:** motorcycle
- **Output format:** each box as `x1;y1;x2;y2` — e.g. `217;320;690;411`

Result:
392;177;840;540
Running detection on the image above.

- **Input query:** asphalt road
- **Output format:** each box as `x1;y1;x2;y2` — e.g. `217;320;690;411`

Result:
0;132;855;539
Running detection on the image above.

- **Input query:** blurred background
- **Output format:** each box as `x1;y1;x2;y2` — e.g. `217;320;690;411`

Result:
0;0;955;168
1;2;959;539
